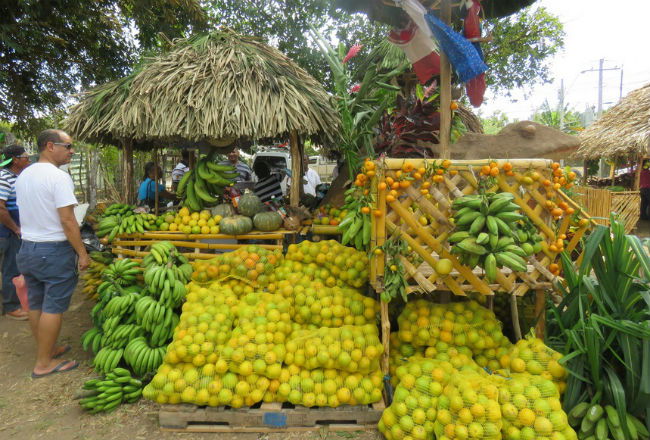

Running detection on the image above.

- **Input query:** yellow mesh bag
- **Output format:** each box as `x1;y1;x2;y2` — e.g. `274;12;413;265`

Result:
191;245;283;287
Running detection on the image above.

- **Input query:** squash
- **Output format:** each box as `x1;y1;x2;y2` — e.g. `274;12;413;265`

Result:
211;203;236;218
219;215;253;235
238;191;264;217
253;211;283;232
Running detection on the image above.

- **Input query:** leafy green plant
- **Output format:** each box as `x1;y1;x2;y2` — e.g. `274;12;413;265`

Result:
309;27;407;176
546;216;650;436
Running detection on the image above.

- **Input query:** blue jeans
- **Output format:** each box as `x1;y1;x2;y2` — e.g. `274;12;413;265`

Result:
0;234;22;313
17;241;78;314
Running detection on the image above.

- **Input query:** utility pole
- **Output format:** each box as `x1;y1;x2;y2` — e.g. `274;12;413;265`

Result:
581;59;622;177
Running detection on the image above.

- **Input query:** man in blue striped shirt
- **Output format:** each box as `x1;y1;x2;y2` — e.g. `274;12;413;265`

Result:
0;145;31;320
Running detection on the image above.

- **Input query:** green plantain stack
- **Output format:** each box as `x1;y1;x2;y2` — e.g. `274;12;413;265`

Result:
78;368;144;413
448;192;544;280
177;156;238;211
96;203;159;242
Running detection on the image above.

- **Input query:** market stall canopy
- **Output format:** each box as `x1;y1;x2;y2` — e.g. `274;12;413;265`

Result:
66;29;340;149
575;83;650;160
334;0;536;27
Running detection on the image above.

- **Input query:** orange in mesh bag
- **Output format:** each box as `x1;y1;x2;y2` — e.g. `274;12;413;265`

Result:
220;291;294;379
499;334;567;394
397;299;512;371
498;373;577;440
191;245;283;287
285;324;383;373
284;240;369;289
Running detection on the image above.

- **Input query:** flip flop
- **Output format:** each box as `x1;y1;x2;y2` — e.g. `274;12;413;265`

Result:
31;360;79;379
53;344;71;359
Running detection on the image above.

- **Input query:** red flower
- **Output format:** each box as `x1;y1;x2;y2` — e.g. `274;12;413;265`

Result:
349;83;361;94
343;43;363;64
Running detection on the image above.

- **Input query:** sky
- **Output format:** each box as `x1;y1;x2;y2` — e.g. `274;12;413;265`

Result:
480;0;650;122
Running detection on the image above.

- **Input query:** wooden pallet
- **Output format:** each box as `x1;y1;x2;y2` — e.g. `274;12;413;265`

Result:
159;401;385;433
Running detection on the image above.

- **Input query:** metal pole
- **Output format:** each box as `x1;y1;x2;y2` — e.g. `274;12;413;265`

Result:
597;59;606;177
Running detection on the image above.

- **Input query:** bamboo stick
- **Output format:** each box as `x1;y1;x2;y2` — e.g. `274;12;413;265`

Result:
400;255;436;292
289;131;301;207
380;299;390;377
382;158;552;170
511;294;522;341
377;168;387;279
370;175;378;284
310;225;341;235
404;186;449;225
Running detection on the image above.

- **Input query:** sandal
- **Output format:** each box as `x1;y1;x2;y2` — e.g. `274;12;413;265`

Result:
31;360;79;379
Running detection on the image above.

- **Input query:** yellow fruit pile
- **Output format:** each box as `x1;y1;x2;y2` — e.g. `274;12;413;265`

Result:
397;300;513;371
191;245;283;287
435;371;503;440
499;335;567;394
499;374;576;440
144;241;384;408
284;240;369;289
162;207;223;234
286;324;383;373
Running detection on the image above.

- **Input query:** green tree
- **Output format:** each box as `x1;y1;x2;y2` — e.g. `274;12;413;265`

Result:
483;6;565;95
532;100;584;135
480;110;513;135
0;0;206;124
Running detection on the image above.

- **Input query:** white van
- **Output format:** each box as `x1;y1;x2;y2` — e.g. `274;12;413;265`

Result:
309;156;337;182
252;148;336;184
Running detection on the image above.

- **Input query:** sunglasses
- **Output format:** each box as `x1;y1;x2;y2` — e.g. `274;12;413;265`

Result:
53;142;74;150
16;154;29;159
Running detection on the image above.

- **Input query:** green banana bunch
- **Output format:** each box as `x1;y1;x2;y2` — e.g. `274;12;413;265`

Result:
102;203;136;217
568;402;649;440
449;192;545;277
89;251;114;265
93;346;124;374
96;212;158;242
81;327;104;354
102;259;141;286
124;336;167;377
338;188;372;251
78;368;143;413
179;156;236;211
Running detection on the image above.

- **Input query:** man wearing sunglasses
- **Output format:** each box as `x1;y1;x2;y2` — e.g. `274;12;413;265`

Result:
15;129;89;378
0;145;31;320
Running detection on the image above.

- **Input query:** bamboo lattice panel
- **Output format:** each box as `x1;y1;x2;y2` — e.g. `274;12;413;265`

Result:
573;186;639;233
370;159;591;297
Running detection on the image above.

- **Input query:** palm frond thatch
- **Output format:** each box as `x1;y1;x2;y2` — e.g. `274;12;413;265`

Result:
575;83;650;159
66;29;339;150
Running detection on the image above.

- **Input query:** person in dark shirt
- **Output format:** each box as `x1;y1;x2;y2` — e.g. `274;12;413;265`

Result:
253;162;284;203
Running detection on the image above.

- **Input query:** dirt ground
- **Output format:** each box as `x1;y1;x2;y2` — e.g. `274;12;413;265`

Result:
0;287;381;440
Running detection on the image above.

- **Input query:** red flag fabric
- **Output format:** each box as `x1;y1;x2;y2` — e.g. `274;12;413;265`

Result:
389;22;440;84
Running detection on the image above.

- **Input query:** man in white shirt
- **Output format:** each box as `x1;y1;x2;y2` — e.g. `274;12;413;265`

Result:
171;150;190;191
16;129;89;378
283;155;322;197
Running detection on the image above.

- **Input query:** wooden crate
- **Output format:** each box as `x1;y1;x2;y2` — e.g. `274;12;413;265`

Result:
111;230;297;260
158;401;385;433
573;186;639;233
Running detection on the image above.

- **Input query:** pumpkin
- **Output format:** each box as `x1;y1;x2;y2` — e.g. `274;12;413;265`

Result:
219;215;253;235
211;203;236;218
253;211;283;232
238;191;264;217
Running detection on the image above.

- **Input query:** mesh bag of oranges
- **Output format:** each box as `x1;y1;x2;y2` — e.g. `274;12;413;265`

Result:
498;373;577;440
163;282;238;366
220;292;294;379
434;370;503;440
499;334;567;394
284;324;383;373
397;299;512;371
380;358;463;440
191;245;283;287
279;366;384;408
284;240;369;289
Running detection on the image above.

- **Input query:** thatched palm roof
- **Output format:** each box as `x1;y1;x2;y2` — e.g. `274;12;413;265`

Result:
335;0;536;28
65;29;339;149
575;83;650;159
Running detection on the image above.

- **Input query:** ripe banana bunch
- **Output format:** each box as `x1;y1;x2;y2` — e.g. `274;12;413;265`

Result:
177;156;237;211
102;259;141;286
449;192;544;280
568;402;649;440
78;368;143;413
81;260;106;300
81;327;105;354
124;336;167;377
93;346;124;374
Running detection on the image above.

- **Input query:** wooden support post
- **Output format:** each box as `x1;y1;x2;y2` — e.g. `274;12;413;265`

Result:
122;139;135;204
635;155;643;191
289;131;302;207
153;148;160;216
510;294;522;341
438;0;452;159
534;289;546;339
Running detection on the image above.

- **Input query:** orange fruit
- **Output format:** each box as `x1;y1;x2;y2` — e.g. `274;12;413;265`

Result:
433;175;444;183
578;218;589;227
373;209;382;217
366;170;376;178
568;171;577;180
503;162;513;171
386;177;394;185
357;173;366;182
412;172;422;180
551;162;560;170
422;181;431;189
420;189;429;195
378;182;387;191
481;165;491;175
360;206;370;214
549;244;558;253
566;207;575;215
489;161;498;169
449;170;458;176
551;208;563;217
542;179;551;186
402;162;414;173
450;101;459;110
386;195;395;203
399;180;411;189
490;167;500;177
418;167;426;175
391;182;400;190
442;160;452;169
506;171;515;176
365;161;375;171
553;183;562;190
